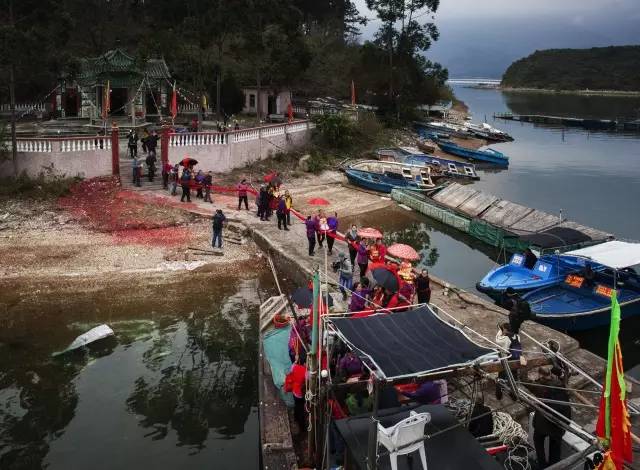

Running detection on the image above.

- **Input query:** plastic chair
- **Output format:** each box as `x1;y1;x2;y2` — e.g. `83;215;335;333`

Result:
377;411;430;470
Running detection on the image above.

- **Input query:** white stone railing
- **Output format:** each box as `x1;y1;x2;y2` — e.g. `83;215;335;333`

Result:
14;136;111;153
1;103;47;112
170;121;313;147
169;132;227;147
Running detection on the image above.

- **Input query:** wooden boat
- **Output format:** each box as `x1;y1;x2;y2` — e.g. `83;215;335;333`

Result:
414;120;472;139
435;139;509;167
464;122;513;142
416;139;436;154
377;147;479;180
345;160;435;193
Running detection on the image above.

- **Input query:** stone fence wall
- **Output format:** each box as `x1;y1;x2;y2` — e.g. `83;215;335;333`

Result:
1;121;314;179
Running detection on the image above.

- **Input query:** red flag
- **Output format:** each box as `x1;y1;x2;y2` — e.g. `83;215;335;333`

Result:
351;80;356;106
170;82;178;121
596;292;633;469
287;102;293;123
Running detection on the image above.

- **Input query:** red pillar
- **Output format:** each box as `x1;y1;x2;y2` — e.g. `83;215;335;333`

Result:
111;122;120;176
161;125;170;166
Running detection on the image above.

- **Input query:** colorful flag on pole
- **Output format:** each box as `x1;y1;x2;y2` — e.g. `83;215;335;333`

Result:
170;82;178;122
102;81;110;120
351;80;356;106
596;290;633;470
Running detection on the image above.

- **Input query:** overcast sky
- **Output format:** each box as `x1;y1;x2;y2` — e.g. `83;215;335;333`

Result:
353;0;640;77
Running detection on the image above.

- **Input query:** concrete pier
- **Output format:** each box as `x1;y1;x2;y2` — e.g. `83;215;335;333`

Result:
140;172;639;463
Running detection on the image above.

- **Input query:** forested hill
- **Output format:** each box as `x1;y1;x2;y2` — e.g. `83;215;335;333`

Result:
501;46;640;92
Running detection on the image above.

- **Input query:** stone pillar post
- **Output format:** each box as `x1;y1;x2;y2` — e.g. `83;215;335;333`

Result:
161;125;170;166
111;122;120;176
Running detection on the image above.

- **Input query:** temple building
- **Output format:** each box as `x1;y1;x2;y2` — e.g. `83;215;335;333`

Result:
58;49;172;122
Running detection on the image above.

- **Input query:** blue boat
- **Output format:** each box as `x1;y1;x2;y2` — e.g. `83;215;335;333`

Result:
435;140;509;167
476;253;596;300
522;241;640;331
377;147;479;180
345;160;435;194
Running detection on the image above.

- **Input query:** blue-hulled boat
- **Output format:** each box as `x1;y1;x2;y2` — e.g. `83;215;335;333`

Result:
476;252;598;300
376;147;479;180
345;160;435;194
522;241;640;331
435;140;509;167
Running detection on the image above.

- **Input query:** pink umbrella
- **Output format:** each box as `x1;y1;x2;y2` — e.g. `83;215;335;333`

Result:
388;243;420;261
357;227;382;239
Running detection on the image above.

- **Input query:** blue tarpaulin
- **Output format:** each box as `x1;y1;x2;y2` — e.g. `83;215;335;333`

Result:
263;326;294;407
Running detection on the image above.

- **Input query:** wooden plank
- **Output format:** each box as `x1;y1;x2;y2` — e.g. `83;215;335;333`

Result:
259;334;298;470
457;192;500;217
481;200;534;228
555;220;614;242
430;182;461;202
509;209;560;232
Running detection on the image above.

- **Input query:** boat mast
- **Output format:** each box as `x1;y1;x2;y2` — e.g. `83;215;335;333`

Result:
308;268;320;464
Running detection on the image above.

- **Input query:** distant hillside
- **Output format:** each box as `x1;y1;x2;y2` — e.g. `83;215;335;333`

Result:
502;46;640;91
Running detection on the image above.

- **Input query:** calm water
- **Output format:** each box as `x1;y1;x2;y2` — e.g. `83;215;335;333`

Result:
381;85;640;366
0;273;276;470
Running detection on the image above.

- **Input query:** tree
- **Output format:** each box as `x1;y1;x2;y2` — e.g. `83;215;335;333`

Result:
364;0;445;119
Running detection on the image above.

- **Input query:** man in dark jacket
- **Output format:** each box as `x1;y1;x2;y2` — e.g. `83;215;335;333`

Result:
258;185;269;221
180;168;192;202
145;153;157;182
305;216;316;256
532;368;571;468
203;171;213;203
127;130;138;158
416;270;431;304
146;131;159;157
212;209;226;249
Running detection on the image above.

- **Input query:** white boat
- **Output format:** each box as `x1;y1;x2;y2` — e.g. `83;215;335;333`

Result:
53;324;115;356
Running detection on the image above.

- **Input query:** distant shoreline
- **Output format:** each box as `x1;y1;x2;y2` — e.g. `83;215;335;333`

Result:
500;86;640;97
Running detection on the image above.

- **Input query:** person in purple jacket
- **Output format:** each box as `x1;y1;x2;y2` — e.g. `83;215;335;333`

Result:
326;212;338;255
337;350;363;379
305;215;317;256
348;282;369;313
356;238;369;277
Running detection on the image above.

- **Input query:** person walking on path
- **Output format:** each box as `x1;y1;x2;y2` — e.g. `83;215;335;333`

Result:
203;171;213;203
195;170;205;199
180;167;192;202
375;238;387;262
170;164;179;195
211;209;226;249
145;152;156;182
315;210;328;249
416;270;431;304
146;130;159;158
335;252;353;300
237;179;250;210
284;190;293;225
132;155;141;187
305;216;317;256
356;239;369;277
258;185;269;221
162;161;172;189
127;130;138;158
276;196;289;231
346;225;358;271
327;212;338;255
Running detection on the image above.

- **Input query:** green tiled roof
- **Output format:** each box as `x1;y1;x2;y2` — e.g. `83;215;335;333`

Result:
76;49;171;88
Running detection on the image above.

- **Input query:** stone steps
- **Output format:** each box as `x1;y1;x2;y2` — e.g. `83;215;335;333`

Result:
119;159;165;190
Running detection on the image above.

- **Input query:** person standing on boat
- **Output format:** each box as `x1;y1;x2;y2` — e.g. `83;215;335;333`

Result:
305;216;317;256
531;368;571;468
284;357;308;434
523;248;538;270
346;226;358;270
416;270;431;304
494;323;521;400
356;239;369;277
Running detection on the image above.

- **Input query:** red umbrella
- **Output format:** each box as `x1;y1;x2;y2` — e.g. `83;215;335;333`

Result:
308;197;330;206
357;227;382;239
387;243;420;261
180;157;198;166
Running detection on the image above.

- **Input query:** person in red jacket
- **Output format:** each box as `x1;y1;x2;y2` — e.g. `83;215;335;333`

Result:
237;178;249;210
285;358;308;433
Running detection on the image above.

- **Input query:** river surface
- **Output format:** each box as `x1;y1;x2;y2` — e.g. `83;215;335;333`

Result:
0;272;276;470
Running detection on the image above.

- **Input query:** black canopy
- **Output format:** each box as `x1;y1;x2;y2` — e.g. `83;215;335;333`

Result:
519;226;592;249
335;404;503;470
329;306;496;379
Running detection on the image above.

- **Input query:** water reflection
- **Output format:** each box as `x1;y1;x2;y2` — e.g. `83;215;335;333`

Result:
0;274;273;470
